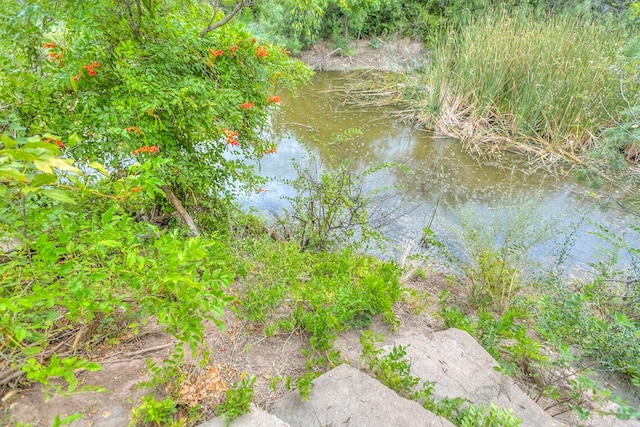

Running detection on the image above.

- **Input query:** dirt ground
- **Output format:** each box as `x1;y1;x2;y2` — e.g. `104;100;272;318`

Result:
296;39;426;72
3;272;447;426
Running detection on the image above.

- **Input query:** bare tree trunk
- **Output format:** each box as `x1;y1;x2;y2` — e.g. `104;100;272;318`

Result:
161;186;199;237
344;15;349;41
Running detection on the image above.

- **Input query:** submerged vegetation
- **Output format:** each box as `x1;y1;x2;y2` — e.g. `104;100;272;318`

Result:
1;0;640;426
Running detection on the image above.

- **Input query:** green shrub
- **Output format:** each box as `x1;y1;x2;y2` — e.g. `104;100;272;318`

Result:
252;0;632;49
276;136;405;253
435;216;640;417
218;374;257;423
535;223;640;390
0;134;235;402
0;0;310;219
429;191;558;311
129;394;178;427
238;238;401;351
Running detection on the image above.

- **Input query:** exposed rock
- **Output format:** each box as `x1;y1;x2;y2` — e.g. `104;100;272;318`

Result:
0;237;23;263
198;403;289;427
270;364;453;427
391;328;566;427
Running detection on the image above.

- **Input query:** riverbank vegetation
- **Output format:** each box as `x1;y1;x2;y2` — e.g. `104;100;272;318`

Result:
267;1;640;193
418;7;640;191
421;10;627;164
3;134;639;424
430;194;640;420
1;0;640;426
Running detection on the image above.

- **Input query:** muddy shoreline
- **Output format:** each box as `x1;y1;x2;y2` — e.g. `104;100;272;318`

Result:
296;39;426;72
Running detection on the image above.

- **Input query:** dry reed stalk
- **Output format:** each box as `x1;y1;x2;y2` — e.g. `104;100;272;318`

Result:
323;71;417;112
319;63;639;187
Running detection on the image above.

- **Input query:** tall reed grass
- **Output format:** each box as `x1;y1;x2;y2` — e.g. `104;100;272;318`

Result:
419;8;632;166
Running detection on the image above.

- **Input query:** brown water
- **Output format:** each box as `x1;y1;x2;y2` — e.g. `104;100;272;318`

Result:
243;72;636;273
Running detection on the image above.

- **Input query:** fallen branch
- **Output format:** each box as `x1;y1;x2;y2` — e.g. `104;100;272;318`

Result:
100;342;174;364
312;48;342;71
161;186;200;237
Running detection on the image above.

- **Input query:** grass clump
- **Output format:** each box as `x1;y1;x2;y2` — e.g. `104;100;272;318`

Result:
236;147;405;351
419;8;633;167
238;237;402;351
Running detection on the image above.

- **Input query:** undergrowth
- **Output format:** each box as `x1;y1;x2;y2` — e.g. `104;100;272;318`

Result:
429;197;640;421
237;237;402;351
426;190;560;311
0;135;243;426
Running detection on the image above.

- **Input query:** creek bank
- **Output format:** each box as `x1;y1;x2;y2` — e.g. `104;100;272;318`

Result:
198;328;638;427
6;40;638;427
296;39;426;72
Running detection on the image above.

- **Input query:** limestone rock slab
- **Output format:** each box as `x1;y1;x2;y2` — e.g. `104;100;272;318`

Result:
395;328;565;427
197;403;289;427
271;363;453;427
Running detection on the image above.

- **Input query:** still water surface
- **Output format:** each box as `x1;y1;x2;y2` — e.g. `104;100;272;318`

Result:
241;72;636;274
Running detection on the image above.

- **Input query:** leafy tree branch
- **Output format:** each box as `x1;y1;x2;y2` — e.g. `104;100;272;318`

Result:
200;0;258;38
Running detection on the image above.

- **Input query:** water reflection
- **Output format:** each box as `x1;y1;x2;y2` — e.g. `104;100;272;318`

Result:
244;72;636;273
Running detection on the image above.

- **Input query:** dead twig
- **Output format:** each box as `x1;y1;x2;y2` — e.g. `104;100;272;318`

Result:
100;342;174;364
312;48;342;71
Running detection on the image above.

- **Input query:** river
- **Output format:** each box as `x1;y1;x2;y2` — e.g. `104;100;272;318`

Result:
240;72;638;276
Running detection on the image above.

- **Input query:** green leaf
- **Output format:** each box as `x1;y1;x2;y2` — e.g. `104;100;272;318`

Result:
15;327;30;342
47;158;81;174
40;189;76;204
101;206;118;224
615;312;634;328
23;346;44;357
68;133;81;148
53;412;83;427
23;141;61;153
98;240;122;248
69;175;87;191
81;362;102;372
33;160;54;174
89;161;109;176
42;133;61;141
0;134;17;148
21;186;40;195
70;74;78;94
0;167;29;182
31;173;58;187
4;149;38;161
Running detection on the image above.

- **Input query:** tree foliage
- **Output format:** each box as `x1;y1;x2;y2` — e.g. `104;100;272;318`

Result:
0;0;311;417
253;0;389;52
252;0;637;51
0;0;310;207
